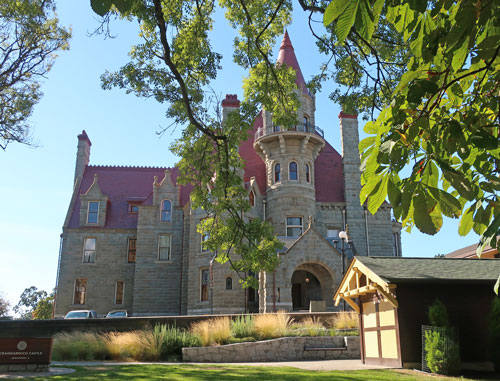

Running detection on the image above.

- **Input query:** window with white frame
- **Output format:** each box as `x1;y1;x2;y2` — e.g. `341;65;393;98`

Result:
289;161;298;181
74;278;87;304
274;163;281;183
87;201;99;224
83;238;96;263
286;217;303;237
305;164;310;183
200;268;209;302
115;280;124;305
158;234;171;261
160;199;172;222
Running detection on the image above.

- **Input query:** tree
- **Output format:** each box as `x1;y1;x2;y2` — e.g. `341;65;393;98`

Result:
0;0;71;149
0;292;9;317
32;294;54;320
90;0;499;296
14;286;47;319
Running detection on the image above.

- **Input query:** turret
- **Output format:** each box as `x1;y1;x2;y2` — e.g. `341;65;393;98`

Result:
253;32;325;237
74;130;91;185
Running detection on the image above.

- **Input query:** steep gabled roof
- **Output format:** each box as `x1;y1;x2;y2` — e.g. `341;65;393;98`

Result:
68;166;192;229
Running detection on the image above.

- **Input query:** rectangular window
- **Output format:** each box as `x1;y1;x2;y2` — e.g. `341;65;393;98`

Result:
87;201;99;224
158;234;171;261
115;281;124;305
83;238;96;263
286;217;303;237
130;204;139;213
200;269;209;302
128;238;137;263
74;278;87;305
327;229;339;238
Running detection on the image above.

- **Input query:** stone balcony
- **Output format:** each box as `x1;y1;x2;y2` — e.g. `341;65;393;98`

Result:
255;123;324;140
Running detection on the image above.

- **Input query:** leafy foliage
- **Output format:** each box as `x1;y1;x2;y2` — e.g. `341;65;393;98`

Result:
14;286;49;319
321;0;500;259
32;294;54;320
0;292;9;317
0;0;70;149
427;299;449;328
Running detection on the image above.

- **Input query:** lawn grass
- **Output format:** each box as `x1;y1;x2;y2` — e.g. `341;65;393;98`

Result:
39;364;476;381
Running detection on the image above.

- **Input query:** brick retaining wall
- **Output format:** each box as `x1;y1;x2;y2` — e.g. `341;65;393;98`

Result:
182;336;360;362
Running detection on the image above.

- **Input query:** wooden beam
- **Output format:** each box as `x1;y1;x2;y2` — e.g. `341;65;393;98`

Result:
343;296;360;313
354;260;391;293
373;283;399;308
356;271;360;289
342;284;377;298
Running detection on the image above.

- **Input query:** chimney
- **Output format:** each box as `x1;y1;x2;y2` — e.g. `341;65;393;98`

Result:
74;130;91;185
221;94;240;124
339;111;368;256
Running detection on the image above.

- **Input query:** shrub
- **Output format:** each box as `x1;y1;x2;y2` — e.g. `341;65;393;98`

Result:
330;312;359;330
153;324;201;358
425;300;460;375
191;317;231;346
490;297;500;371
253;311;291;339
428;299;449;328
231;315;255;339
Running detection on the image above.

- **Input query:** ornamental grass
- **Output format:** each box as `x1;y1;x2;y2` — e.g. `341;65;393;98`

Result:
231;315;255;338
330;311;359;330
190;317;232;346
253;311;292;339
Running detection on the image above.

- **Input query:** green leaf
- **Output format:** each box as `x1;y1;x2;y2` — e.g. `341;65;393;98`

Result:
451;36;470;72
428;187;462;219
458;204;475;236
442;167;476;201
495;275;499;295
470;132;499;150
355;0;375;40
90;0;114;16
414;188;441;235
387;178;402;207
113;0;133;14
323;0;351;27
367;174;389;214
335;0;360;44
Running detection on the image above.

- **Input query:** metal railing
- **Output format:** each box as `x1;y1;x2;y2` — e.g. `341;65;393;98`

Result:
255;123;324;140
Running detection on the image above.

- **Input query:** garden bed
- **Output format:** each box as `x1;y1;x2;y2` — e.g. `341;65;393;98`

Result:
182;336;360;362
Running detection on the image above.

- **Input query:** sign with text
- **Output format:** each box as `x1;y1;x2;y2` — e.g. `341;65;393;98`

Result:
0;338;52;364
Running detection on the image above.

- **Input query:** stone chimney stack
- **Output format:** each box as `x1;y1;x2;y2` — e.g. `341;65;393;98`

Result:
221;94;240;124
74;130;91;185
339;112;367;256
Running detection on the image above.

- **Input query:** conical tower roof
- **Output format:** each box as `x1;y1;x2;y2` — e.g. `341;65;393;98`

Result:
276;31;308;94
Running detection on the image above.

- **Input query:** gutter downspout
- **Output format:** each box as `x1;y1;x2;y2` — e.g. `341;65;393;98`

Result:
342;207;346;231
179;210;185;315
364;208;370;256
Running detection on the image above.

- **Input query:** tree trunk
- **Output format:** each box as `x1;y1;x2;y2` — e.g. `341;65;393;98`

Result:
258;270;266;313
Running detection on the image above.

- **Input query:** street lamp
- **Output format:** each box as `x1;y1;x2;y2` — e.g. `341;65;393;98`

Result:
338;229;349;312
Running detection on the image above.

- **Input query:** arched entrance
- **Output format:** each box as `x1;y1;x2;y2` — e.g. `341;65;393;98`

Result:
291;263;335;311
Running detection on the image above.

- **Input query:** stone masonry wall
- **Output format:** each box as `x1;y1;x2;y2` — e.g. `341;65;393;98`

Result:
182;336;360;362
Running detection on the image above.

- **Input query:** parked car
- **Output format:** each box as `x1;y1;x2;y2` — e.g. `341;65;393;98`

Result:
64;310;97;319
105;310;128;318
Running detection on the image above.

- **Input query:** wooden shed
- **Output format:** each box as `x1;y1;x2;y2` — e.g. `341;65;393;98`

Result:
334;257;500;369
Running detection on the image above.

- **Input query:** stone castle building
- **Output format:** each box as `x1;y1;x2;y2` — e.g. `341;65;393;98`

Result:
54;32;402;317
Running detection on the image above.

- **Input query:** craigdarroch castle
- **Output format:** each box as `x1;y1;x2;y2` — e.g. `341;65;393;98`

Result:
54;32;402;317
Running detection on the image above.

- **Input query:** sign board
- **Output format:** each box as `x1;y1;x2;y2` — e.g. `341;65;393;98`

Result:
0;338;52;364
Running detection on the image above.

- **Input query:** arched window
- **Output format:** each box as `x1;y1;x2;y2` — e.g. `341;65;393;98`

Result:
225;277;233;290
161;199;171;222
249;190;255;207
274;163;281;183
305;164;310;183
289;161;298;180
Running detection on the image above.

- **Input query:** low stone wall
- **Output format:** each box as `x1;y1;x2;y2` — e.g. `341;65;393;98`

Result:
182;336;360;362
0;364;49;373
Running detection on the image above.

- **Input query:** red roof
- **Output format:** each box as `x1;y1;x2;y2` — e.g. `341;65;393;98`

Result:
68;166;192;229
240;112;267;195
276;31;309;95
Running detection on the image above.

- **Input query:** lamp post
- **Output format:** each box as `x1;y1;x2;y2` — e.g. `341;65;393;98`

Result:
338;229;349;312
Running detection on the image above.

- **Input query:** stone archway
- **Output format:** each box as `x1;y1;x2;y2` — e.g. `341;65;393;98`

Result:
291;263;335;310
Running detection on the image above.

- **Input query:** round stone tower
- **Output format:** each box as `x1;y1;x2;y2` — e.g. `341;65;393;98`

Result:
253;32;325;237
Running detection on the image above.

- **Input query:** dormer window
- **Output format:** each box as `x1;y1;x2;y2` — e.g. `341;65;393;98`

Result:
161;199;171;222
87;202;99;224
289;161;298;181
305;164;310;183
274;163;281;183
249;190;255;207
130;204;139;213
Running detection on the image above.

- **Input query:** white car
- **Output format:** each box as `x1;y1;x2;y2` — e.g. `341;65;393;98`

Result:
64;310;97;319
105;310;128;318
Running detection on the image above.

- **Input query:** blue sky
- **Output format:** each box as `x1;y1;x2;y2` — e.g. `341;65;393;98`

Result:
0;2;479;309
